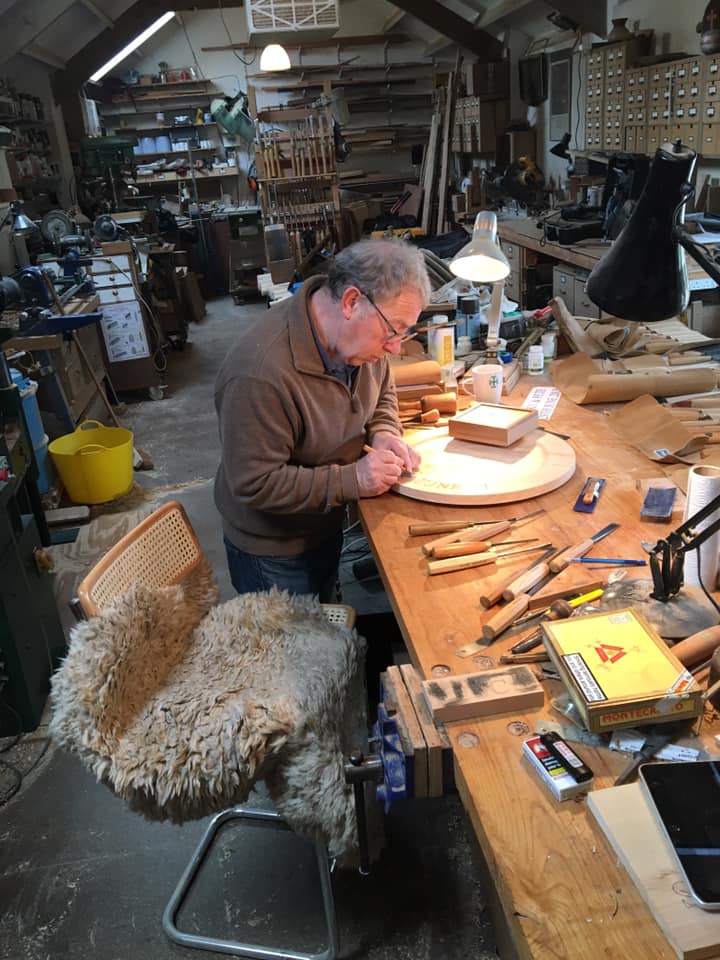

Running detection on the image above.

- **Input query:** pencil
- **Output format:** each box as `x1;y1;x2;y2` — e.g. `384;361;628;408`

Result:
363;444;374;455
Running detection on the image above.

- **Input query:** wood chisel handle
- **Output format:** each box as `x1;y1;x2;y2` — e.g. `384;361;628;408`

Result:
432;539;494;559
549;538;595;573
482;595;531;641
502;562;551;602
422;520;512;557
671;625;720;668
427;551;499;576
409;520;481;536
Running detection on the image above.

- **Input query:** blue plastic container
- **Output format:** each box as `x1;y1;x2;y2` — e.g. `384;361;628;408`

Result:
34;434;56;495
10;369;45;450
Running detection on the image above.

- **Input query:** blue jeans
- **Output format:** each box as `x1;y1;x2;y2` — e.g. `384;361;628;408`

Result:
223;531;343;603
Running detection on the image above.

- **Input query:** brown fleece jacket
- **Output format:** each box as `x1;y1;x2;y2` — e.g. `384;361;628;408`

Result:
214;277;402;555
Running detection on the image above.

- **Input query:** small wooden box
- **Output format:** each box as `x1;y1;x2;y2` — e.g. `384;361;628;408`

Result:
541;608;703;733
422;666;544;723
448;403;538;446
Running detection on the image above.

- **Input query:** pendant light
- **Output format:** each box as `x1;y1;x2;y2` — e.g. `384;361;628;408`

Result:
260;43;291;72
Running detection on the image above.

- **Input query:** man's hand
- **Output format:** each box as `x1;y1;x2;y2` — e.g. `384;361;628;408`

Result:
371;432;421;474
356;446;404;497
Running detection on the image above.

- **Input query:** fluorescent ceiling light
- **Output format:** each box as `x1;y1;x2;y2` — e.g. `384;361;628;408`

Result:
89;11;176;83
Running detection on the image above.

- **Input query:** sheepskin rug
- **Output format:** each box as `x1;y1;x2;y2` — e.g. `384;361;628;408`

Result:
50;561;367;861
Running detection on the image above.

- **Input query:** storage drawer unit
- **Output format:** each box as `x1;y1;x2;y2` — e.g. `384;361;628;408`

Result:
574;274;601;319
501;239;522;304
552;266;575;313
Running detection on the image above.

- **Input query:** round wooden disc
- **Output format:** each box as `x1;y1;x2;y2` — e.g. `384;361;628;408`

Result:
394;430;576;505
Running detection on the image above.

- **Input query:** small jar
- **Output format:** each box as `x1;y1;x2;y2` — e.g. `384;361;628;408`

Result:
527;344;545;375
456;335;472;355
541;331;557;362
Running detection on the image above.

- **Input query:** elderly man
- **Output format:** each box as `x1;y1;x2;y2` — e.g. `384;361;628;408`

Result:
214;238;431;601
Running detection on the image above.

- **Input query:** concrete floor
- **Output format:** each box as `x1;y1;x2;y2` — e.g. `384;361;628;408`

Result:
0;297;498;960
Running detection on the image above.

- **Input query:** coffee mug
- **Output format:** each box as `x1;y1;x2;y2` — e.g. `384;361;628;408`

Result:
460;363;503;403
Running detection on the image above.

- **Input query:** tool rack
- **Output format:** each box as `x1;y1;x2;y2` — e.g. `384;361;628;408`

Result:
248;80;343;265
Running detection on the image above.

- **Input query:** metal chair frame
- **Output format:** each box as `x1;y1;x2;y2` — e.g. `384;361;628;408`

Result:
76;500;349;960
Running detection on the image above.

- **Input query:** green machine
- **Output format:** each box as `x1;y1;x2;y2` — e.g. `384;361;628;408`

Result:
79;134;138;177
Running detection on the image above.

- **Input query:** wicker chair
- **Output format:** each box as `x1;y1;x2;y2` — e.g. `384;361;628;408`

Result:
75;499;355;960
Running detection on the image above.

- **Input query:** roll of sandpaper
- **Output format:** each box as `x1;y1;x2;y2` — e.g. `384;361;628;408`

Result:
682;465;720;592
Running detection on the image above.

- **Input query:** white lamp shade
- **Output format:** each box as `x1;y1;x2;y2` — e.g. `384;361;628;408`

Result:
260;43;291;72
449;211;510;283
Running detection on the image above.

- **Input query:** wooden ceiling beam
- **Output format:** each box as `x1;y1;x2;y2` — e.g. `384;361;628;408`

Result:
475;0;534;28
52;0;168;101
387;0;503;60
201;34;412;52
0;0;75;66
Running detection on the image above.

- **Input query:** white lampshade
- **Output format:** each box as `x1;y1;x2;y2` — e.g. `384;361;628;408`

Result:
260;43;291;72
449;211;510;283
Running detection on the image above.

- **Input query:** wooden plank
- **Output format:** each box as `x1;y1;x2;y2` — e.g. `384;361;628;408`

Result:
420;112;441;235
589;783;720;960
398;663;445;797
382;666;428;798
435;73;455;235
421;666;544;722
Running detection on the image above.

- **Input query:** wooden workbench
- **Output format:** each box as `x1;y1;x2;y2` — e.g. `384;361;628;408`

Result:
358;375;720;960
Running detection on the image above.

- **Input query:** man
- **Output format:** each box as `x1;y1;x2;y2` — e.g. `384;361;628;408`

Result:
214;238;431;601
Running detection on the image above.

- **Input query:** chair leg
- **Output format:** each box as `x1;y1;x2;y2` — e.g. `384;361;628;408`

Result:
162;806;339;960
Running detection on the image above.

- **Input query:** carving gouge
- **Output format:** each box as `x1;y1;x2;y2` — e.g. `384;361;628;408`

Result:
408;508;543;536
481;548;559;642
431;537;538;560
422;508;544;557
549;522;620;573
427;542;553;577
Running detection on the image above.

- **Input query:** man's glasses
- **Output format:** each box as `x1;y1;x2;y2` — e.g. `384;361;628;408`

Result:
361;291;418;344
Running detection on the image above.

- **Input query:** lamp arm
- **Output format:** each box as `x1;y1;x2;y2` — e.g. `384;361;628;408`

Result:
648;489;720;600
675;227;720;287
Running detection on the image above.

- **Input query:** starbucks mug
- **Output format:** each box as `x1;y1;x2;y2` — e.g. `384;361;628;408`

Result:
460;364;503;403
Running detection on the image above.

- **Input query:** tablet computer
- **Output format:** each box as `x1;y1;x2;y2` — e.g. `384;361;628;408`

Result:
639;760;720;911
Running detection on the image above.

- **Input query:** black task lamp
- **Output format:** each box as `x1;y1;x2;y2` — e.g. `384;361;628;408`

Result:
586;139;720;637
549;132;572;161
586;140;720;322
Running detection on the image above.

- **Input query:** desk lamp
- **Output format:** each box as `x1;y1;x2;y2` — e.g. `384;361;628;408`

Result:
586;140;720;637
586;140;720;321
449;211;510;357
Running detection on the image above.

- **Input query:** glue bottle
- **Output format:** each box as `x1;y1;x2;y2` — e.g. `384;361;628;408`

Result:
427;315;455;371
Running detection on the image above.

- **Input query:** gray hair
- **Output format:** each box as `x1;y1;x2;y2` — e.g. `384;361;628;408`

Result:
325;239;431;305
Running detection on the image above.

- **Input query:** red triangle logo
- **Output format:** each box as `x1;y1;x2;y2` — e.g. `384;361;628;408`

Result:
594;643;626;664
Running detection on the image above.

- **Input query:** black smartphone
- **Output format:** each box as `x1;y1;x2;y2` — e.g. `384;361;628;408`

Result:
639;760;720;911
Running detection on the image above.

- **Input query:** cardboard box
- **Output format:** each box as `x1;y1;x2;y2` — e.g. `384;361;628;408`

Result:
541;608;703;733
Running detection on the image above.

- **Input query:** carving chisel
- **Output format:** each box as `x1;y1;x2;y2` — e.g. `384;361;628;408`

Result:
481;548;559;641
548;522;620;574
479;543;556;609
427;542;553;577
421;508;545;557
431;537;538;560
408;507;544;538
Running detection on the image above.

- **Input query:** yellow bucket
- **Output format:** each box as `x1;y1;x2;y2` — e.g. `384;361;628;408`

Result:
49;420;134;504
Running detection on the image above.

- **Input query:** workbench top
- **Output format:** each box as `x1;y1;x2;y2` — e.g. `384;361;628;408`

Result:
359;374;719;960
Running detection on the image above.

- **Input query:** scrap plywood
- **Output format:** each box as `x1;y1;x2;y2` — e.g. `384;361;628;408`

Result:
422;666;544;723
394;430;576;505
589;783;720;960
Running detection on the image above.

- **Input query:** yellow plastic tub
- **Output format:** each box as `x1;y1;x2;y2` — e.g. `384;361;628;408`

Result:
49;420;133;504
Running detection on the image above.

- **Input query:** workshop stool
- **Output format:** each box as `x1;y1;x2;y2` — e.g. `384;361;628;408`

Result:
74;499;355;960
